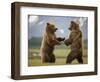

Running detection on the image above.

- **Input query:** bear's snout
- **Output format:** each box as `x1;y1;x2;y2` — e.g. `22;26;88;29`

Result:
55;28;58;31
68;27;72;30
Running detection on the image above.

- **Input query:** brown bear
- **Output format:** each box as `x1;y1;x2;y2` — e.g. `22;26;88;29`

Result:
40;23;65;63
64;21;83;64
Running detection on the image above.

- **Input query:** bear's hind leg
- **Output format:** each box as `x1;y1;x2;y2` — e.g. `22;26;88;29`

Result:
43;54;51;63
66;52;76;64
49;54;55;63
76;54;83;64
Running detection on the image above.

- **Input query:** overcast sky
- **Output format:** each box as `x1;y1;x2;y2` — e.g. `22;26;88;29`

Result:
28;15;88;40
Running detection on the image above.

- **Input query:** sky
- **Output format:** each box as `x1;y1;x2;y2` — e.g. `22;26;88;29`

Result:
28;15;88;40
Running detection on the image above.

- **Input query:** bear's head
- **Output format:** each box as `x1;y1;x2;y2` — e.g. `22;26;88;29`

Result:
46;23;58;33
68;21;79;31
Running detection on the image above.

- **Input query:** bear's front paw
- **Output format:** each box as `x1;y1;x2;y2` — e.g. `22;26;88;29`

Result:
57;37;65;42
64;39;71;46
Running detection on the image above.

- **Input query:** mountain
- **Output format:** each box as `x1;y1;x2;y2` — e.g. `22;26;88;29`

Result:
28;37;87;49
28;37;42;48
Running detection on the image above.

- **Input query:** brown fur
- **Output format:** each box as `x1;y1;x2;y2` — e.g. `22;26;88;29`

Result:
40;23;61;63
64;21;83;64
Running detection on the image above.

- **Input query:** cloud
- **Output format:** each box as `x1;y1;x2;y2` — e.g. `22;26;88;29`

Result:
29;16;39;24
72;17;87;28
79;18;87;27
38;20;45;25
55;29;65;37
59;29;64;34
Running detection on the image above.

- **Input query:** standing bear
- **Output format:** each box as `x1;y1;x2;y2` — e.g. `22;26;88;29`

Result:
64;21;83;64
40;23;65;63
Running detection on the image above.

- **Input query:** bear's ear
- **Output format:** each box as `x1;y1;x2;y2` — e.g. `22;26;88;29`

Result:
47;23;50;26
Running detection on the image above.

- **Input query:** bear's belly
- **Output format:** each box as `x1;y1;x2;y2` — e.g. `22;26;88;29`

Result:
43;46;54;54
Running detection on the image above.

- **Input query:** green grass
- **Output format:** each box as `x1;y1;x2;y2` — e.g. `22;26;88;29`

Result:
28;48;88;66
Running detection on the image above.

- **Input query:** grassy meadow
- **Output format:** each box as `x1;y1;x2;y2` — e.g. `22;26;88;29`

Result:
28;43;88;66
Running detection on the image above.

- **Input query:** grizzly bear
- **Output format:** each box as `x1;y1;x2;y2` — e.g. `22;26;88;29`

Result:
64;21;83;64
40;23;65;63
